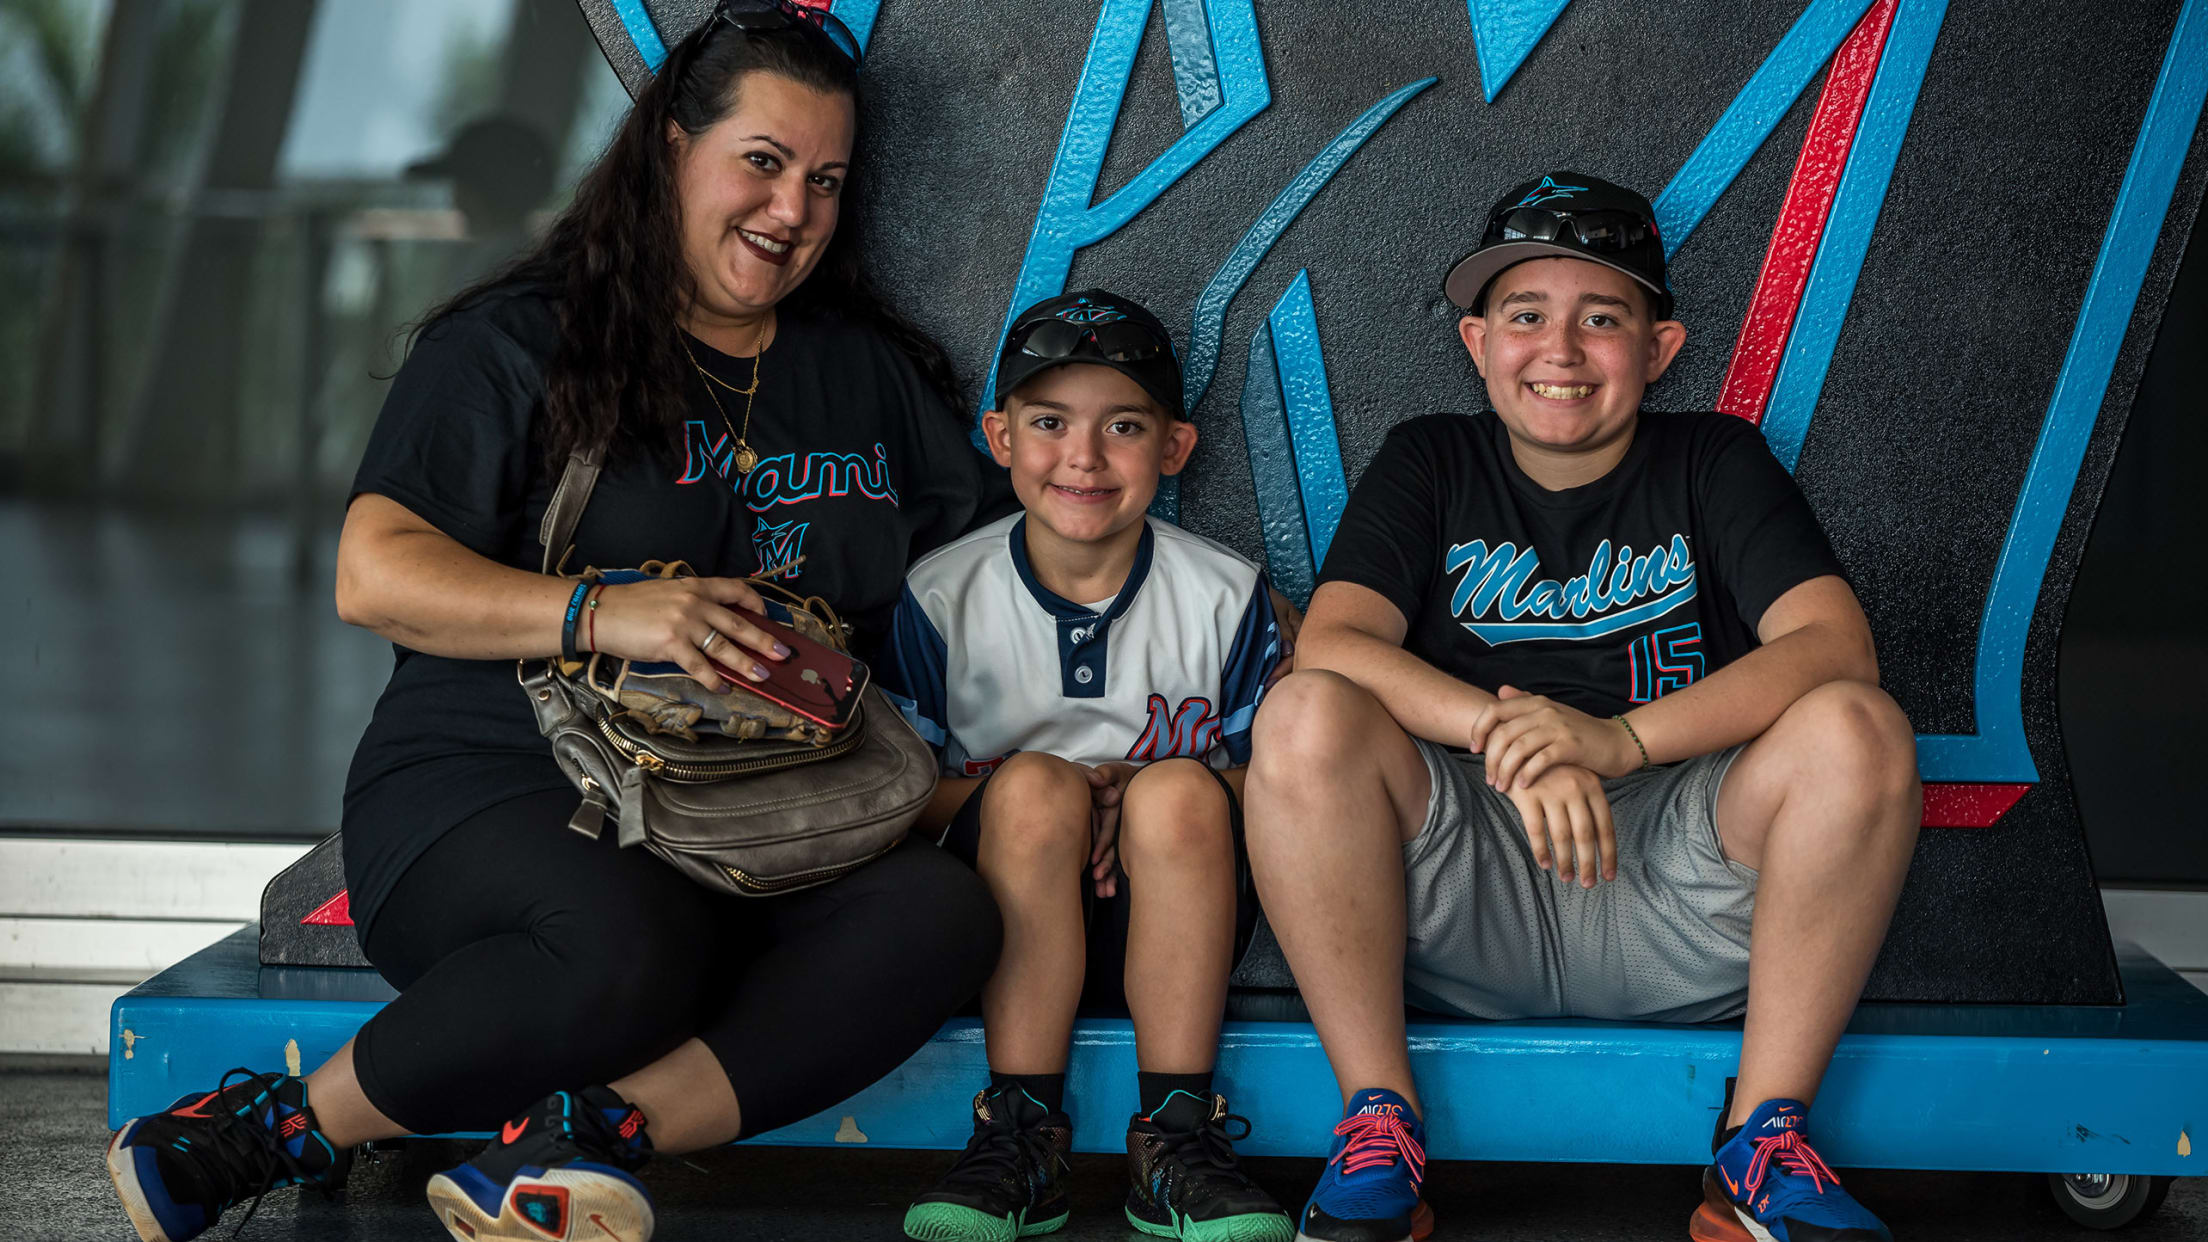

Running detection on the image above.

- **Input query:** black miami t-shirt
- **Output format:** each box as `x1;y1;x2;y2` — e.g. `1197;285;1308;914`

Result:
340;284;1013;936
1319;411;1844;725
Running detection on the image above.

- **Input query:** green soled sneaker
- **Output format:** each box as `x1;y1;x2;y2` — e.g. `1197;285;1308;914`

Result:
1125;1091;1293;1242
904;1084;1073;1242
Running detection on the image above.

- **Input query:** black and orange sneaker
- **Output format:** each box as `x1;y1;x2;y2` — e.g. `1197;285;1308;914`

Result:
1691;1098;1890;1242
105;1068;348;1242
425;1086;654;1242
903;1083;1074;1241
1123;1090;1292;1242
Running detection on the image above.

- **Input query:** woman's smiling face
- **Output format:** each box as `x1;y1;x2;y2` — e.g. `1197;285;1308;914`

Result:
669;71;855;324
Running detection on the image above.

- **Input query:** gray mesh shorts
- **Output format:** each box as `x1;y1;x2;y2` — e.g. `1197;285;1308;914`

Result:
1401;738;1758;1022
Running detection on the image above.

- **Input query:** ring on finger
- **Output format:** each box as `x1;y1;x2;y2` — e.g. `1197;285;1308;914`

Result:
700;631;720;653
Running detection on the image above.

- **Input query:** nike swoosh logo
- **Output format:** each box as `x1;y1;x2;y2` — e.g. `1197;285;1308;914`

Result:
590;1213;626;1241
501;1121;528;1145
1721;1169;1742;1197
171;1092;220;1119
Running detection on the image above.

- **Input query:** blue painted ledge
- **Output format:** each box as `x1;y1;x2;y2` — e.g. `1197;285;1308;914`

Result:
111;931;2207;1177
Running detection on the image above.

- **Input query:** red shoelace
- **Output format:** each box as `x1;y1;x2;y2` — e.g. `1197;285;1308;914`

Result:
1330;1111;1427;1183
1744;1130;1842;1197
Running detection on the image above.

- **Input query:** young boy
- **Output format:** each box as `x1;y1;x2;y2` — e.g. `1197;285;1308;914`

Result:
1245;174;1917;1242
879;289;1293;1242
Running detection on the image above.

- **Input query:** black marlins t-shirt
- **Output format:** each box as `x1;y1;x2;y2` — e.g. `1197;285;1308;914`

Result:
1319;411;1844;723
340;285;1012;936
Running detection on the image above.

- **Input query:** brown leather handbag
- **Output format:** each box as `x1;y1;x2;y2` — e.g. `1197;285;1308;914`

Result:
518;448;937;896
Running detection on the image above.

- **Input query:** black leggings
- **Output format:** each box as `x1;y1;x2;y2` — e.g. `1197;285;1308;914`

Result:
351;788;1001;1137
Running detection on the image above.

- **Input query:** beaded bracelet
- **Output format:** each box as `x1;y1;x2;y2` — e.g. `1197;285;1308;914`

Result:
1612;713;1654;772
560;580;592;663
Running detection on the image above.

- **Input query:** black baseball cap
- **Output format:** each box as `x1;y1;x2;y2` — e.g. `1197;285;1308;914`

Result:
1444;172;1674;319
994;289;1184;417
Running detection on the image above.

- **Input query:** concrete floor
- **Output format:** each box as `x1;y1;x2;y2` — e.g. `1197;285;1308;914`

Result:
9;1068;2205;1242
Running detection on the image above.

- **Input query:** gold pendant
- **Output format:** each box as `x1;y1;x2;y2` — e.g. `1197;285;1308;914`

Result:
734;444;759;474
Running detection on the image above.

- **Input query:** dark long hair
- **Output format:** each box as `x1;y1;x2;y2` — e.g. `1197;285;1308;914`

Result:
418;16;961;473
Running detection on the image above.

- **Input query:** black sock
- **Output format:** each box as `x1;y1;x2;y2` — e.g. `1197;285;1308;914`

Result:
990;1071;1066;1116
1713;1123;1744;1155
1137;1071;1213;1119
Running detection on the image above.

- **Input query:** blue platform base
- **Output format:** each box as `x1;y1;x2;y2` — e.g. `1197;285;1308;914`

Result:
111;930;2207;1177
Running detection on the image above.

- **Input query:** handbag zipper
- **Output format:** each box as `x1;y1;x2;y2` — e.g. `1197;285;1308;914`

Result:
721;837;900;893
593;713;862;779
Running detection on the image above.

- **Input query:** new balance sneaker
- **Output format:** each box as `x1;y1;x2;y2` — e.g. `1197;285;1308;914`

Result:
425;1086;654;1242
1691;1098;1891;1242
1294;1088;1434;1242
903;1084;1074;1242
105;1068;348;1242
1123;1090;1293;1242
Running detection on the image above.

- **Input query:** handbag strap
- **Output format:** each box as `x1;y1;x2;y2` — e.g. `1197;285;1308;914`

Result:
539;446;604;574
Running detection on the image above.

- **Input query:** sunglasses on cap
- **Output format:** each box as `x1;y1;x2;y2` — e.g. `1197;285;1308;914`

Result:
1485;205;1659;253
712;0;863;65
1008;316;1174;366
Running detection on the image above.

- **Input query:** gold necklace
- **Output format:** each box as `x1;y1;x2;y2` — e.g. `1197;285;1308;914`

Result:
681;315;769;474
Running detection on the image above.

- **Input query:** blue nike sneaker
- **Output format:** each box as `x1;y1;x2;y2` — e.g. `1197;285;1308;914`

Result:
425;1086;654;1242
1293;1088;1433;1242
105;1068;347;1241
1691;1098;1890;1242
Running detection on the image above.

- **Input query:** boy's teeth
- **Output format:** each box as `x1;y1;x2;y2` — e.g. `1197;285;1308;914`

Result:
740;229;790;254
1532;382;1593;399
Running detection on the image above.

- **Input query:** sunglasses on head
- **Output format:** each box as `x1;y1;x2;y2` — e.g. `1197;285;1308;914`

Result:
1010;316;1173;365
712;0;864;66
1486;205;1658;253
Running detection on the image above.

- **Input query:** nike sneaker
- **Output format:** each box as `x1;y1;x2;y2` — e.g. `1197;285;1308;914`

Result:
1123;1089;1293;1241
904;1083;1074;1242
425;1086;654;1242
1691;1098;1891;1242
1294;1088;1433;1242
105;1068;348;1242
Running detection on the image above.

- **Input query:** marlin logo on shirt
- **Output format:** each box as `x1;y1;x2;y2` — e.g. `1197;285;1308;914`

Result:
1126;695;1223;761
753;518;808;580
1445;534;1697;645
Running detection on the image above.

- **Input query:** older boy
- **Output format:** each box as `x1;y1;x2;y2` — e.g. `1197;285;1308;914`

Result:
880;290;1292;1242
1247;174;1916;1242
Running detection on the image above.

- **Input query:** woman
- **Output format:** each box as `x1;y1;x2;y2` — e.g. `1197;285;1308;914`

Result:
105;7;1008;1241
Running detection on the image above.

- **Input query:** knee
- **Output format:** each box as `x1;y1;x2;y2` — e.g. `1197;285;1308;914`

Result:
977;751;1094;873
529;905;707;1039
1785;682;1920;813
1250;670;1377;778
1118;759;1232;876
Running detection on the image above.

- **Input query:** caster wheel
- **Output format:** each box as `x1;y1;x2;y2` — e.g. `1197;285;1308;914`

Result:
2042;1172;2172;1229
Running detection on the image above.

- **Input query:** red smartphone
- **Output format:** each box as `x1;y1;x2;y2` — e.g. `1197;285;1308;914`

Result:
707;607;869;731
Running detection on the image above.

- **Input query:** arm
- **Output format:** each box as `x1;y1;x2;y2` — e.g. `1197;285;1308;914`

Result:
1622;573;1875;764
1475;574;1879;790
1296;580;1503;748
334;493;781;690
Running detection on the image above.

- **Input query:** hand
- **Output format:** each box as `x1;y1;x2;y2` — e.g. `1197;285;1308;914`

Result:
1469;685;1640;791
1266;586;1303;686
586;576;789;693
1501;763;1618;888
1083;763;1137;898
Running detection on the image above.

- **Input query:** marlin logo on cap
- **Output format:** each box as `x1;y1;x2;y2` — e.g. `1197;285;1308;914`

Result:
1053;296;1127;326
1514;175;1587;207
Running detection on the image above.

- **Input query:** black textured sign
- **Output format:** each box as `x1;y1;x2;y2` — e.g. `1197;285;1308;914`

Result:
567;0;2208;1004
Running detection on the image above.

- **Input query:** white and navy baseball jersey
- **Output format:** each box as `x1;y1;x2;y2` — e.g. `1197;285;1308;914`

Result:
876;512;1282;774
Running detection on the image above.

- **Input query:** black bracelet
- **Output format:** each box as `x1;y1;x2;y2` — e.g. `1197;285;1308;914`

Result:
560;580;592;663
1612;713;1654;772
